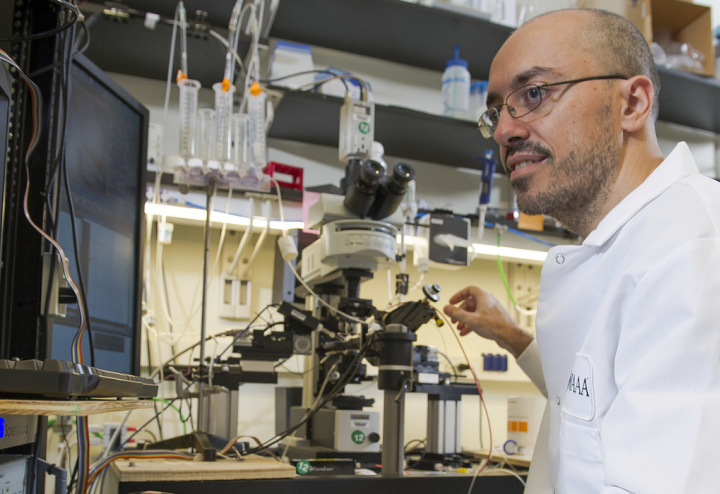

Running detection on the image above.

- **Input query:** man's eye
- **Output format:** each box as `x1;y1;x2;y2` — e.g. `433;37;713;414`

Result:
523;86;543;104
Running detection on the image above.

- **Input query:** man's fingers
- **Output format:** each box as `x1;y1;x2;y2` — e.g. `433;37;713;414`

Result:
448;286;477;305
444;304;472;328
459;299;475;313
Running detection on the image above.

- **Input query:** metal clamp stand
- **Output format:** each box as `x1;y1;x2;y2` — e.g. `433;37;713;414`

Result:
144;182;228;461
377;324;416;476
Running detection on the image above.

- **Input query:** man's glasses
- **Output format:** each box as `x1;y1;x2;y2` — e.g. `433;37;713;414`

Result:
478;75;628;138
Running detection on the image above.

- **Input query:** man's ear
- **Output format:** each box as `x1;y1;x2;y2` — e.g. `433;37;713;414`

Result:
620;75;654;133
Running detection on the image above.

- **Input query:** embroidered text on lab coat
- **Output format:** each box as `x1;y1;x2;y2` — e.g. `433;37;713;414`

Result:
567;374;590;396
562;354;595;421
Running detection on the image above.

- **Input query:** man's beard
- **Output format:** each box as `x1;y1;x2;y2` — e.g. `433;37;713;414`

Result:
509;106;621;235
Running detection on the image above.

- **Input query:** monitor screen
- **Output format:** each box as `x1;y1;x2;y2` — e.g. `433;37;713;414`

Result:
49;55;147;375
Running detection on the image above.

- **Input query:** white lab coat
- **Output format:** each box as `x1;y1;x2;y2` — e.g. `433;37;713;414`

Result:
516;142;720;493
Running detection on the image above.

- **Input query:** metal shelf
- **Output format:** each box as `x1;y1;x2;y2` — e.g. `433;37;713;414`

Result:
271;0;720;135
82;10;248;90
270;0;512;79
269;91;498;169
82;0;720;168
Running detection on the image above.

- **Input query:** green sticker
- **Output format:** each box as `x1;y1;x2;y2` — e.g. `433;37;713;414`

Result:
358;122;371;134
296;460;311;475
351;430;366;444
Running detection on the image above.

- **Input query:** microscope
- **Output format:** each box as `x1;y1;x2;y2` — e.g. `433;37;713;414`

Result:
282;155;471;475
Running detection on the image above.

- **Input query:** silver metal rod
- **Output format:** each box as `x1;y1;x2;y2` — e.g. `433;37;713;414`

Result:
382;389;405;476
197;183;216;431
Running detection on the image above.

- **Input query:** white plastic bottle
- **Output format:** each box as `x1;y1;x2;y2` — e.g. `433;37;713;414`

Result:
442;46;471;118
470;80;488;121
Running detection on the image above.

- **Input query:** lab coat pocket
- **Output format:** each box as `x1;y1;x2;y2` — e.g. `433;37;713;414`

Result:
557;414;605;494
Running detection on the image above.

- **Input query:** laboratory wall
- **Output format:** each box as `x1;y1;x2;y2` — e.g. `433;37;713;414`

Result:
81;24;720;459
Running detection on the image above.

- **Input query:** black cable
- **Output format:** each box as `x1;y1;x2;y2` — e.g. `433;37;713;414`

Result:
116;390;190;451
61;155;95;366
244;333;377;455
274;358;318;376
42;14;74;358
262;321;284;333
73;19;91;57
66;456;78;494
185;398;194;432
58;15;95;366
261;69;350;93
404;439;427;469
214;303;279;363
0;6;78;42
152;401;164;441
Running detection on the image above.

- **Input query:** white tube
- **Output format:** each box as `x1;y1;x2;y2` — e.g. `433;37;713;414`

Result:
162;3;180;133
240;200;271;279
178;1;188;77
227;198;255;275
224;0;246;83
478;204;488;241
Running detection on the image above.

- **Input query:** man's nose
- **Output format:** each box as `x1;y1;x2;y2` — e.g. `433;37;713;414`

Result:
494;107;530;148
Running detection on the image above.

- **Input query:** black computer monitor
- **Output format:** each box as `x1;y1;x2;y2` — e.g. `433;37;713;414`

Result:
48;55;148;375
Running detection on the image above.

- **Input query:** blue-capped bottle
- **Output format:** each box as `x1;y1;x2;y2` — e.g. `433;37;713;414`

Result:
442;45;470;118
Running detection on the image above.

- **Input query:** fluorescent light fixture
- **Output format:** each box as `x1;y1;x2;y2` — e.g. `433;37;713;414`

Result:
471;243;548;262
144;203;304;231
394;232;547;263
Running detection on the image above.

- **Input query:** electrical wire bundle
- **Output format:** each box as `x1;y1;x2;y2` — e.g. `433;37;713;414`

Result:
0;49;90;361
430;308;494;485
87;450;195;492
243;331;379;457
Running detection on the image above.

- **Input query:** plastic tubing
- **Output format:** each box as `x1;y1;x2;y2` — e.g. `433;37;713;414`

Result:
227;198;255;275
240;200;271;279
178;1;188;77
224;0;246;83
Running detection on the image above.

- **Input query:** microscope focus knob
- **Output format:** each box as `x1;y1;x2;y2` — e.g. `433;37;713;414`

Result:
423;283;441;302
368;432;380;443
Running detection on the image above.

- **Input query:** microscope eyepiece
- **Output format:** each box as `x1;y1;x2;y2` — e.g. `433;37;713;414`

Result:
367;162;416;220
359;160;385;189
343;160;386;218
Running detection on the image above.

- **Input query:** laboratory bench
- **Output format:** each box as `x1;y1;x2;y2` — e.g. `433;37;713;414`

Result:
104;454;527;494
113;471;527;494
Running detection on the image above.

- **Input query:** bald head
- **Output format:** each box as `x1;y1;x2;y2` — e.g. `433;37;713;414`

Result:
519;9;660;121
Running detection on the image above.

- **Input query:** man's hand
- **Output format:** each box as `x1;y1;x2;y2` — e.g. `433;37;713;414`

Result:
443;286;533;359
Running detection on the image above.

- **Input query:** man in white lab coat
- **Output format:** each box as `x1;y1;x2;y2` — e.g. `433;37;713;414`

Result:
444;9;720;494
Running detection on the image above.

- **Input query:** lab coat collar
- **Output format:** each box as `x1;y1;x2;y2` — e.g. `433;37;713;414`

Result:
582;142;698;248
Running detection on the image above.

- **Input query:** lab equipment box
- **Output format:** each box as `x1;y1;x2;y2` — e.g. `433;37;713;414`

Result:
579;0;714;77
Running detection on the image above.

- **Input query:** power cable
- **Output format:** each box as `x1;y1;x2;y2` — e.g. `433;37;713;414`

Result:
0;2;79;42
